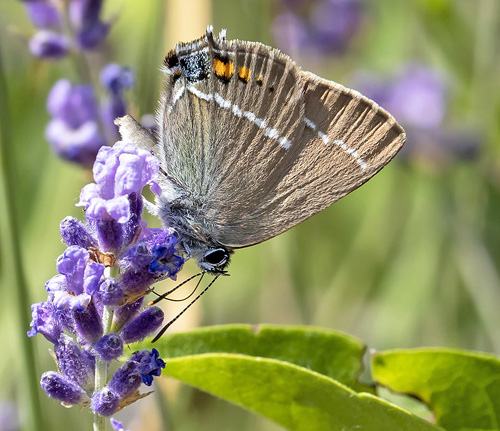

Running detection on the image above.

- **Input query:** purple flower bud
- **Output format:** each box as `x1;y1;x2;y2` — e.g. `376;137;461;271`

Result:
47;80;98;128
77;21;109;49
95;333;123;361
120;307;164;344
29;30;69;59
27;300;62;344
25;2;61;29
73;299;103;343
55;335;95;390
108;361;142;398
91;388;120;416
60;216;96;249
112;298;143;331
100;64;135;94
133;348;165;386
97;278;124;306
40;371;87;405
46;119;107;166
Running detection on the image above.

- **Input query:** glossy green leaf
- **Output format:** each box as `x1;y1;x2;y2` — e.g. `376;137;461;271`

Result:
372;348;500;431
140;324;370;392
163;353;442;431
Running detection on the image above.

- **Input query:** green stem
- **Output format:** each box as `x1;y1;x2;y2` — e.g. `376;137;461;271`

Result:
0;35;45;431
93;266;116;431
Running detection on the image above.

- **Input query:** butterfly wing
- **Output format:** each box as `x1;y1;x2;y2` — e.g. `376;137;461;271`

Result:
212;70;406;247
157;28;405;249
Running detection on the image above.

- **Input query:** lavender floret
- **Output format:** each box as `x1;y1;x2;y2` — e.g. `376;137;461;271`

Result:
91;388;120;416
95;334;123;361
134;348;166;386
60;216;97;249
41;372;88;405
107;361;142;398
120;307;164;344
56;335;95;390
73;299;103;343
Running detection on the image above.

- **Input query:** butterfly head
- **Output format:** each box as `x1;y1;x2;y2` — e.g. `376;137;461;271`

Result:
198;247;231;273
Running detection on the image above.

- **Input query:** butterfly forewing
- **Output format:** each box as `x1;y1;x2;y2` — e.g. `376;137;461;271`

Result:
158;34;305;203
157;29;405;249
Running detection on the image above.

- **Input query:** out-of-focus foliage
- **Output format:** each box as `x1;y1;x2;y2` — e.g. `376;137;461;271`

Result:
1;0;500;430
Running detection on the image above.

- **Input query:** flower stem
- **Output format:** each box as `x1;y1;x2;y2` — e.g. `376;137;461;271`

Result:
93;266;117;431
0;33;45;431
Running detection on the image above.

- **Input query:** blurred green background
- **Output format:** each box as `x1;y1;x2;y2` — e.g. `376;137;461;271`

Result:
1;0;499;430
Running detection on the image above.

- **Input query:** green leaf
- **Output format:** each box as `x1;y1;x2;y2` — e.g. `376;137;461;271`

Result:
140;324;370;392
372;348;500;431
163;353;442;431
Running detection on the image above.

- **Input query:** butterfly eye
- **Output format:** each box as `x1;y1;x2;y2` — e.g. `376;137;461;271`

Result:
201;248;229;269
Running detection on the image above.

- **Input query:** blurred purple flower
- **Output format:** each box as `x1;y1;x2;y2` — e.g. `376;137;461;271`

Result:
47;80;98;128
99;64;135;141
77;21;110;50
46;119;107;165
384;65;447;130
110;418;129;431
70;0;109;50
45;80;107;165
353;64;481;164
100;64;135;94
25;2;61;29
29;30;69;59
272;0;363;55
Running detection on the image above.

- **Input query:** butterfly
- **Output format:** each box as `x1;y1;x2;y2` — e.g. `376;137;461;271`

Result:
117;26;405;275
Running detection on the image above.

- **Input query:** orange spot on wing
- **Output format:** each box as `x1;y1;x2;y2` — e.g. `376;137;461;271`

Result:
213;58;234;80
256;75;264;85
238;66;251;82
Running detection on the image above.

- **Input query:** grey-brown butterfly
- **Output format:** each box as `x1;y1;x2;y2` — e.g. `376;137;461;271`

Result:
117;25;406;275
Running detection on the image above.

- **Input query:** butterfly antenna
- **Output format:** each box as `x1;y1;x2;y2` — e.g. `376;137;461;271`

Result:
148;272;203;306
151;274;220;343
161;273;205;302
